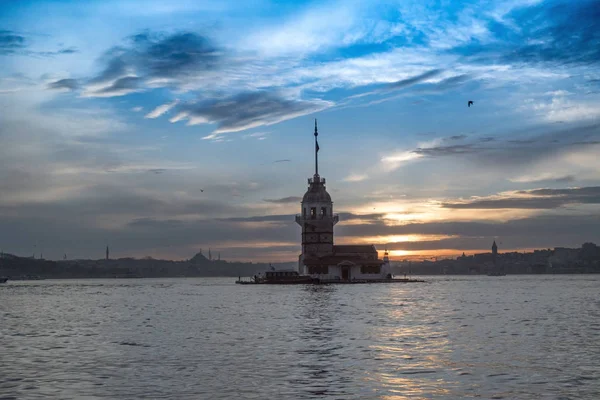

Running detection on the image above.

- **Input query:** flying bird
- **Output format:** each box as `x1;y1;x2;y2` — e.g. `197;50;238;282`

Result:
200;189;204;192
468;101;474;107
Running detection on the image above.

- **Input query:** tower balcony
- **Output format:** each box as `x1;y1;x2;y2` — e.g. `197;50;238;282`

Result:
308;177;325;185
296;213;339;224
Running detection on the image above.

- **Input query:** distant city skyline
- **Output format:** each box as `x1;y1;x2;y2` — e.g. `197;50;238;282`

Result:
1;0;599;262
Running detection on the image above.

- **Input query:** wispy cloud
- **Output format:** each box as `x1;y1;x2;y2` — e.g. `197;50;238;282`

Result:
263;196;302;204
145;99;179;119
442;186;600;209
171;91;332;134
343;173;368;182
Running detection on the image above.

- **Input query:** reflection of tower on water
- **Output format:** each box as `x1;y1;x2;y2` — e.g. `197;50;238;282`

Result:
289;286;352;397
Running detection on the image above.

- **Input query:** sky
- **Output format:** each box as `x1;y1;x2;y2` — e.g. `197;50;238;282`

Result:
1;0;600;262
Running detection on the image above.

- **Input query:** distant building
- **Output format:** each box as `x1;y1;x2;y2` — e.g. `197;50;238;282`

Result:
295;121;391;281
106;246;109;260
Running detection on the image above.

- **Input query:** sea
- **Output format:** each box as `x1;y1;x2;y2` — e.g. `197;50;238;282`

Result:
1;275;599;399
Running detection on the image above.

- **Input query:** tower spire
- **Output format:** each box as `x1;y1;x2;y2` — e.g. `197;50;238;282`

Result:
314;119;319;177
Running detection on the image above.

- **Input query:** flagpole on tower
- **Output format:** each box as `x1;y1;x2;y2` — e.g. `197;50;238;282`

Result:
314;119;319;177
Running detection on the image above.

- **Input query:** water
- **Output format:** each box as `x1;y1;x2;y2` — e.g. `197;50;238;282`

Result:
1;276;599;399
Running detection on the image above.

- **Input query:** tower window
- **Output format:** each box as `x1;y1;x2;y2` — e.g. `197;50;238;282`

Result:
321;207;327;217
310;207;317;218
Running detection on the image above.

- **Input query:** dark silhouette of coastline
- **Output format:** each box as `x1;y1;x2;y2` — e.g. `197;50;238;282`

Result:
1;243;599;279
391;243;600;275
0;251;296;280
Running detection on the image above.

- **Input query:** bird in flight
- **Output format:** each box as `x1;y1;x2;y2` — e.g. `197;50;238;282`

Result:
468;101;474;107
200;189;204;192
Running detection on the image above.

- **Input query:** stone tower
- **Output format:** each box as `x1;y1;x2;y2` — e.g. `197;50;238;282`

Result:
295;120;338;273
492;240;498;264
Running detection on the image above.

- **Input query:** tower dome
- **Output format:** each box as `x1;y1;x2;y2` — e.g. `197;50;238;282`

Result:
302;176;332;203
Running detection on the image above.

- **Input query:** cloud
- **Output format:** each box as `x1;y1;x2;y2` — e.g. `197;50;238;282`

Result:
413;143;477;157
84;32;221;97
86;76;143;97
509;173;576;184
131;106;143;112
0;30;27;54
454;1;600;67
343;173;368;182
448;135;467;141
145;100;179;119
380;151;423;171
48;78;79;91
171;91;332;134
385;69;444;90
263;196;302;204
0;30;78;57
442;186;600;209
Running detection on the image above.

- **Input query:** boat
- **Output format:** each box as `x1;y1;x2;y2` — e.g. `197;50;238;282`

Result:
236;269;320;285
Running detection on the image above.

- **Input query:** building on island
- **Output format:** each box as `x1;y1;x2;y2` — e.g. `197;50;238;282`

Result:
295;121;391;281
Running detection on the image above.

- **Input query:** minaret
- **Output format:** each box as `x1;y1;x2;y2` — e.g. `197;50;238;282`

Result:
218;252;221;261
106;245;110;260
295;120;339;274
209;248;212;260
492;240;498;265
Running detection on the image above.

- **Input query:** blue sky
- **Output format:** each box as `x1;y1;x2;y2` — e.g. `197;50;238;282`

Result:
1;0;599;261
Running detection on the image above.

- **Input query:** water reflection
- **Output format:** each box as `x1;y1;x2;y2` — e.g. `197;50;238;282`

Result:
1;277;600;399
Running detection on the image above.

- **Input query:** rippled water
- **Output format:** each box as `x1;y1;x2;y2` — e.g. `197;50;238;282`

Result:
1;276;599;399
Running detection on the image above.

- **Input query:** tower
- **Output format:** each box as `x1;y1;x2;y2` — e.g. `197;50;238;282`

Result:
492;240;498;265
209;248;212;261
295;120;339;272
106;245;109;260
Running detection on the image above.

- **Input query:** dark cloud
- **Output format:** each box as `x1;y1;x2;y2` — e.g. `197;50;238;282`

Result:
0;30;26;54
448;135;467;141
413;143;477;157
48;78;79;90
133;32;220;78
218;214;293;223
89;57;128;85
383;69;443;91
337;214;600;242
517;175;577;184
0;30;77;57
263;196;302;204
88;31;220;90
442;186;600;209
174;91;329;133
57;47;78;54
410;123;600;167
